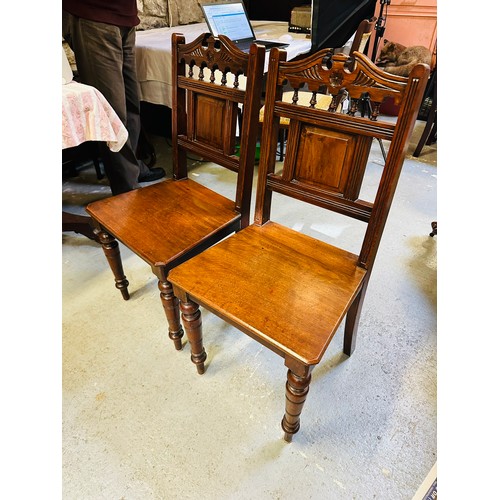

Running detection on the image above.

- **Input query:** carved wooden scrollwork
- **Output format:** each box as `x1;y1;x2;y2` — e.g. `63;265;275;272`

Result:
177;33;249;84
277;50;413;110
329;70;344;87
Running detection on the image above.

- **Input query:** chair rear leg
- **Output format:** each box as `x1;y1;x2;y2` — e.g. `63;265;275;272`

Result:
179;298;207;374
157;274;184;351
343;283;368;356
93;227;129;300
281;366;313;442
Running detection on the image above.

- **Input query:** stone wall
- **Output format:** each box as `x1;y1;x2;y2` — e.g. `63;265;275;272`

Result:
139;0;215;29
137;0;170;30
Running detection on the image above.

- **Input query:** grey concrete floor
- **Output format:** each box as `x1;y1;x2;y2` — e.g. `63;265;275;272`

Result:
62;122;437;499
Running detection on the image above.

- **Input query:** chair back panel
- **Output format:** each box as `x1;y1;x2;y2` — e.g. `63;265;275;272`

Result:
282;122;373;203
172;33;265;226
256;48;429;269
189;93;237;153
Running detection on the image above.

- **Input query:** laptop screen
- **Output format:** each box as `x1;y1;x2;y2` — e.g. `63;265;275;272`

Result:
201;1;255;42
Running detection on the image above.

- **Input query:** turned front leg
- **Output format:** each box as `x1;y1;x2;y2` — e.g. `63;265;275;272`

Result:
281;365;313;442
179;298;207;374
158;275;184;351
93;227;129;300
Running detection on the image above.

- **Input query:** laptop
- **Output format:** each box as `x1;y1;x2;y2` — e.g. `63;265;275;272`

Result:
199;0;289;53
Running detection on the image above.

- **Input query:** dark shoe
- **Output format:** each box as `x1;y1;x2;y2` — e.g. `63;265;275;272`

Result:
138;167;166;183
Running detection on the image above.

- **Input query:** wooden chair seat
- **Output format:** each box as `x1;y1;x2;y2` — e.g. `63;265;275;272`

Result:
169;221;366;365
87;179;241;268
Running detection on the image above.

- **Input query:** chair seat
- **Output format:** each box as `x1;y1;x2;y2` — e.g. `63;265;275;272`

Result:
168;221;367;365
86;178;241;269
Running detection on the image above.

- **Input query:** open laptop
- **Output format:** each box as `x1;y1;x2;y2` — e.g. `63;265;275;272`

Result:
200;0;289;53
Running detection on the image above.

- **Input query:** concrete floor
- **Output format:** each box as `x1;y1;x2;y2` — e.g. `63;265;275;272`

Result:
62;122;437;499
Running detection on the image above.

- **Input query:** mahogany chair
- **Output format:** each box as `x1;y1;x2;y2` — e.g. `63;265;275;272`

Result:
260;16;377;160
413;66;437;157
345;16;377;70
86;33;265;350
168;49;429;441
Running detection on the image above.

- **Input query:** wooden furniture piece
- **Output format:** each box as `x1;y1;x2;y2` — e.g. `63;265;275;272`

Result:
413;66;436;157
168;48;429;441
86;33;265;350
63;142;104;180
346;16;377;70
260;16;377;161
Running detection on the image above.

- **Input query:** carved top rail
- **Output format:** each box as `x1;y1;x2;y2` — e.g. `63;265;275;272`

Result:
275;50;427;120
174;33;250;89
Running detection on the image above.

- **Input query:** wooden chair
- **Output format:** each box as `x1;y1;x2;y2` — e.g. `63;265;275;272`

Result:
345;16;377;70
413;66;437;157
261;16;377;160
168;49;429;441
86;33;265;350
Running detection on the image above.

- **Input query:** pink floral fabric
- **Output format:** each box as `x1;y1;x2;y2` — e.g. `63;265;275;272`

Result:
62;81;128;152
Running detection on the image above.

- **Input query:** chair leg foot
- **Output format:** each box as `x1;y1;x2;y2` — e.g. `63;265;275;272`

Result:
94;227;130;300
180;298;207;374
158;277;184;350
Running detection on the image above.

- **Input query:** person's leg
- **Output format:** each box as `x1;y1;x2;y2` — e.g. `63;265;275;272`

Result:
63;11;141;194
120;26;155;178
121;27;142;155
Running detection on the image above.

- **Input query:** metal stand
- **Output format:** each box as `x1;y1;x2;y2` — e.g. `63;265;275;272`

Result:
359;92;387;162
371;0;391;62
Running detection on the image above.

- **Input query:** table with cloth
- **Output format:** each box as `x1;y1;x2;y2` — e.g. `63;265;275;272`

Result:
62;80;129;240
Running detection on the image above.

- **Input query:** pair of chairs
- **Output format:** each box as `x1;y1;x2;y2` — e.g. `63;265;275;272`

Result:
86;33;429;441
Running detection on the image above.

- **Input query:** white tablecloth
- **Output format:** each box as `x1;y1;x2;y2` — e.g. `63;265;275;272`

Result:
62;81;129;152
135;21;312;108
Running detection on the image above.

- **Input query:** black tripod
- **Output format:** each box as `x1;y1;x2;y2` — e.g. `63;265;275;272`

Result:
371;0;391;62
359;92;387;161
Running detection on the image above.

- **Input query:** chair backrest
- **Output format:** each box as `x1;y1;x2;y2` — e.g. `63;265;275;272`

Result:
256;48;429;271
347;16;377;71
171;33;266;227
